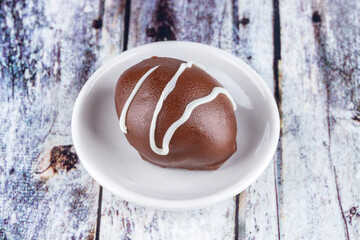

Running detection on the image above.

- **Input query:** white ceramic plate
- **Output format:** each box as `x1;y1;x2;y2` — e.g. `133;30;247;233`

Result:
72;41;280;210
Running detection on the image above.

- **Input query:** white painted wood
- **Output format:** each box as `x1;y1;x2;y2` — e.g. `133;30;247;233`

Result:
128;0;235;50
319;0;360;238
100;196;235;240
235;0;279;239
97;0;125;64
279;0;359;238
0;0;103;239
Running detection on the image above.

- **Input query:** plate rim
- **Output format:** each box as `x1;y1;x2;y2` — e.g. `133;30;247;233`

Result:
71;41;280;210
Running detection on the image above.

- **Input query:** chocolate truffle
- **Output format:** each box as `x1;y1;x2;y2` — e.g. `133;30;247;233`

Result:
115;57;237;170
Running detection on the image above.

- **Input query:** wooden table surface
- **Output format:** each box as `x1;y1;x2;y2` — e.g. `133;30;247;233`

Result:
0;0;359;239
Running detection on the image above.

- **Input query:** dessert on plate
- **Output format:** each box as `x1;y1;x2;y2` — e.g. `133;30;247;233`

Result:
115;56;237;170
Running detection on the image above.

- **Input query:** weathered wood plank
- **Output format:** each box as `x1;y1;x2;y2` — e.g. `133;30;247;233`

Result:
0;0;122;238
96;0;126;63
316;0;360;238
128;0;235;49
100;0;278;239
278;0;360;238
100;198;236;240
234;1;279;238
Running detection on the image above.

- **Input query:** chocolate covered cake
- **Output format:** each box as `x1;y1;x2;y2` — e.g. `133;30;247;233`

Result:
115;57;237;170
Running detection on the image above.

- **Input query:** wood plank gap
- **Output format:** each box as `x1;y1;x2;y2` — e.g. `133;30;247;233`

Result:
232;0;250;223
273;155;281;240
95;186;103;240
234;194;240;240
272;0;281;103
122;0;131;51
94;1;106;238
272;0;282;239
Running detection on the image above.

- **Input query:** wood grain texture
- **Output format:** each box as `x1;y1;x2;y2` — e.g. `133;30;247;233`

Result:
315;0;360;238
278;0;360;239
100;198;235;240
0;0;124;239
128;0;234;49
96;0;126;63
1;0;359;239
234;0;279;239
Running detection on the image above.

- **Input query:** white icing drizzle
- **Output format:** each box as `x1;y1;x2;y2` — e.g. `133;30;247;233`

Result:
119;65;159;133
149;61;195;154
150;86;237;155
118;61;237;156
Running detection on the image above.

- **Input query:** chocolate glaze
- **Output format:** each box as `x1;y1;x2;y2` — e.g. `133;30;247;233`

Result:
115;57;237;170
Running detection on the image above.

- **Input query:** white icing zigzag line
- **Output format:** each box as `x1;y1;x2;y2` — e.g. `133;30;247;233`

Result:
119;65;159;133
149;61;195;155
151;87;236;155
